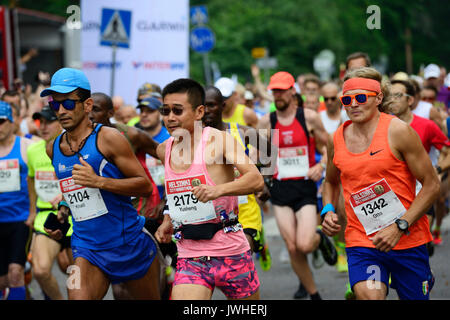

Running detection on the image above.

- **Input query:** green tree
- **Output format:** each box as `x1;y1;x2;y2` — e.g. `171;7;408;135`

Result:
190;0;449;85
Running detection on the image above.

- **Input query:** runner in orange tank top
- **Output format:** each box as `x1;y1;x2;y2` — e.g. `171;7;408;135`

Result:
321;67;440;300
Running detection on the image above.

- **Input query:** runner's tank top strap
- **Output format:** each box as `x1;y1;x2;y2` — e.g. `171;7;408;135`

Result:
270;107;309;142
0;136;30;222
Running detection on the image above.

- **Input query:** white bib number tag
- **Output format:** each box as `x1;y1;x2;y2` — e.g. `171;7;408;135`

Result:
415;180;422;196
0;159;20;192
35;171;60;202
350;178;406;235
59;177;108;222
233;167;248;205
166;175;216;225
146;156;165;186
277;146;309;179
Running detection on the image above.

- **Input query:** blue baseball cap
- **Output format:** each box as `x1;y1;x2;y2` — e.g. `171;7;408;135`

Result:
0;101;13;122
40;68;91;97
137;97;162;110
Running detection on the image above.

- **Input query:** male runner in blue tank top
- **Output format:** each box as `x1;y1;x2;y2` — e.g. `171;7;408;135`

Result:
40;68;160;300
0;101;34;300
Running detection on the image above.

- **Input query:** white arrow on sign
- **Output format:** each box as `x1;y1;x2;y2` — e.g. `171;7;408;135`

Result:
101;11;129;44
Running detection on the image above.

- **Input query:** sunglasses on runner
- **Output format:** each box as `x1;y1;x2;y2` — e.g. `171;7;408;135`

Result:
0;119;8;125
421;97;435;103
49;99;83;111
159;105;184;116
340;93;377;106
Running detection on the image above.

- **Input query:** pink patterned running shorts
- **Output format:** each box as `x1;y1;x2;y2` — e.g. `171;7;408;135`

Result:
173;250;260;299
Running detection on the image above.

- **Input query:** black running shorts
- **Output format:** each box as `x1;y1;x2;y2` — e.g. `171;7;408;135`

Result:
269;179;317;212
0;221;31;276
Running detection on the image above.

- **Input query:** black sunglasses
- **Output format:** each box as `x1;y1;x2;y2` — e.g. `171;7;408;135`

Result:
0;118;9;125
324;96;337;102
49;99;83;111
159;105;184;116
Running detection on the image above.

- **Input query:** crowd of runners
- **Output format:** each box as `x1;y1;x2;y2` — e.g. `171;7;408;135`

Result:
0;51;449;300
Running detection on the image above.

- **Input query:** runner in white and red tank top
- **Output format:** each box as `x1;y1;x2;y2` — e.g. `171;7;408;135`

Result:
257;71;336;300
154;79;264;300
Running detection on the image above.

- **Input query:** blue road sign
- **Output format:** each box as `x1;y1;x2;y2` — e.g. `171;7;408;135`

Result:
190;5;208;25
100;8;132;48
190;26;215;53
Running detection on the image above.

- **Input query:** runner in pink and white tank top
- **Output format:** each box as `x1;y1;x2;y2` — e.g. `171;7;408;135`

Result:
164;127;250;258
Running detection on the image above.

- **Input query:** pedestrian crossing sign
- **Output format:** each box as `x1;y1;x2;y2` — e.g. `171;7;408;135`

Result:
100;8;132;48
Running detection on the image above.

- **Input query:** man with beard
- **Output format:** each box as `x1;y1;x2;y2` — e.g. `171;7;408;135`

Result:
257;71;336;300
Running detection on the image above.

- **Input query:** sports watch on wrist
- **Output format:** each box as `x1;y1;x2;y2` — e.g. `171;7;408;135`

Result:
395;219;410;235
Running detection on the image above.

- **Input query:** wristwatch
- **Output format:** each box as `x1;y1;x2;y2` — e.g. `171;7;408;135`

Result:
395;219;410;235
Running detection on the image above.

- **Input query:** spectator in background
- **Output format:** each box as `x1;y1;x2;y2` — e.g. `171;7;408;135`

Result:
137;83;162;103
214;77;259;128
297;74;306;94
304;94;320;112
250;64;273;112
2;90;39;139
302;74;326;112
320;82;349;135
244;89;266;119
111;95;124;124
410;78;445;133
131;83;164;127
421;86;438;105
303;74;322;96
119;105;138;125
423;64;448;110
345;52;371;71
437;66;450;110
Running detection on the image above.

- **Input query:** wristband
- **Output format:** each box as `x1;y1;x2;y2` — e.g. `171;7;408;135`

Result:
320;203;335;218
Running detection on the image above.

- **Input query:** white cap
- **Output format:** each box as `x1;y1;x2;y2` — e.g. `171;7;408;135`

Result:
214;77;235;98
445;73;450;88
424;64;440;80
244;90;254;100
392;72;409;81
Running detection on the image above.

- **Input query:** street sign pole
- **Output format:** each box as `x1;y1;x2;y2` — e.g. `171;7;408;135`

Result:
110;18;119;97
100;8;132;97
190;7;214;85
203;52;212;86
110;42;117;97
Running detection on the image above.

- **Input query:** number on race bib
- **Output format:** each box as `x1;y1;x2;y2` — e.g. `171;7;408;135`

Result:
68;190;90;204
173;194;199;207
360;198;388;216
0;171;11;179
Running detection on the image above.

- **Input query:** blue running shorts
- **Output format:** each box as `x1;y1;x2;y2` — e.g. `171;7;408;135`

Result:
72;229;157;284
346;245;434;300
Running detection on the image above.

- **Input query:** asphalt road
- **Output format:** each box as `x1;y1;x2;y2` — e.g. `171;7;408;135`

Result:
28;205;450;300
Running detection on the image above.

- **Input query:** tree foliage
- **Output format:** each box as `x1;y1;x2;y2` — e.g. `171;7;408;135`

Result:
190;0;449;84
4;0;448;85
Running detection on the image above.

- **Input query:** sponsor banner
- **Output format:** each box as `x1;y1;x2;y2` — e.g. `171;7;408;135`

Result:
81;0;189;104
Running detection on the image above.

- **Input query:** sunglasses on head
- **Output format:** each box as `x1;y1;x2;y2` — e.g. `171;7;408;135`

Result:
49;99;83;111
158;105;184;116
340;93;377;106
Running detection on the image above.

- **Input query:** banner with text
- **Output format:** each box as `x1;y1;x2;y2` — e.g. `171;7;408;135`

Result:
81;0;189;104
